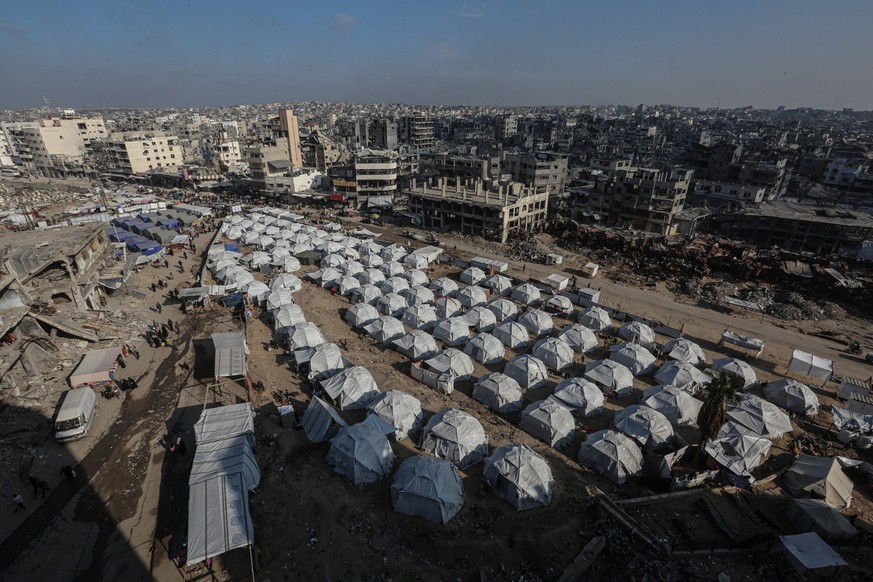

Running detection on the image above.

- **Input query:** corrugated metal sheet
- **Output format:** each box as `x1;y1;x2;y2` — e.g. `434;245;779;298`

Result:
212;332;248;378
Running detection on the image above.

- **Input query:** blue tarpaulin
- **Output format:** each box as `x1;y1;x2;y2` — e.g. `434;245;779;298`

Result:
136;240;163;256
126;236;149;251
224;242;240;253
109;230;136;242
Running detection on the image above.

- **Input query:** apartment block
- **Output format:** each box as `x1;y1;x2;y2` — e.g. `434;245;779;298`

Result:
99;132;182;175
502;151;568;197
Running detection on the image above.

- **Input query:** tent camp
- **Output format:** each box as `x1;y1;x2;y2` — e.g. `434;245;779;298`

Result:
493;321;530;349
425;349;475;380
319;366;380;411
518;309;554;336
300;396;349;443
464;333;505;365
550;378;605;417
402;304;438;330
69;346;123;387
363;316;406;345
727;393;793;438
578;430;643;485
483;444;553;511
326;422;396;485
558;324;598;353
532;338;575;371
663;338;707;365
578;306;612;331
433;317;471;347
783;455;853;509
511;283;541;306
345;303;380;328
705;421;772;479
520;400;575;448
393;330;439;360
473;373;525;413
584;360;634;397
212;333;248;379
461;306;497;333
486;298;518;322
504;354;549;390
654;361;712;391
618;321;655;345
390;456;464;524
764;379;820;416
613;405;675;452
367;390;424;440
642;385;703;427
712;357;757;388
420;408;488;469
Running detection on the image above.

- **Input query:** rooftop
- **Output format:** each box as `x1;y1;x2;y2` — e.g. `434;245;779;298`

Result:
0;223;104;281
737;203;873;227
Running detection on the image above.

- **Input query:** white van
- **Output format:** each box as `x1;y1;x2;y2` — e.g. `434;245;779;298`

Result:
54;387;97;442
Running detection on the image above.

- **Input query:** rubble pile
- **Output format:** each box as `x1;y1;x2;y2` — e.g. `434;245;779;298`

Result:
0;183;94;212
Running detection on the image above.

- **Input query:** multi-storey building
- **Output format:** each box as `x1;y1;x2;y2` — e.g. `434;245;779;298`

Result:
301;131;342;171
98;132;182;175
401;115;435;151
495;114;518;142
502;152;568;197
355;149;399;208
433;154;498;183
593;166;693;234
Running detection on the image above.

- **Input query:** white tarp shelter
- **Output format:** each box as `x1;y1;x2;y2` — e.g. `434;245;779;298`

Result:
212;332;249;378
420;408;488;469
391;456;464;524
779;533;847;575
550;378;604;417
367;390;424;440
578;430;643;485
504;354;549;390
326;422;396;485
483;444;553;511
320;366;380;411
520;400;575;448
473;373;524;413
300;396;348;443
69;346;123;387
789;349;833;381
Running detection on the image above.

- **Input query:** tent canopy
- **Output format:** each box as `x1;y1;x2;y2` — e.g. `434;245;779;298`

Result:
326;422;396;485
578;430;643;485
391;456;464;524
783;455;853;510
212;332;249;378
789;349;833;381
520;400;575;448
473;372;524;413
483;444;553;511
420;408;488;469
187;473;254;564
550;377;605;417
367;390;424;440
69;346;123;387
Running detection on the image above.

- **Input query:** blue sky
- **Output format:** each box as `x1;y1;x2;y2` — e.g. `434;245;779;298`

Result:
0;0;871;110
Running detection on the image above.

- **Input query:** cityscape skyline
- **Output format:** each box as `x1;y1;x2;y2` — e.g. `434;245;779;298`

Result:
1;0;872;111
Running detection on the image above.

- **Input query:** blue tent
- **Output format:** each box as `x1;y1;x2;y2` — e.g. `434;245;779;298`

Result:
138;212;159;222
126;236;149;251
129;221;151;235
109;229;136;242
136;240;163;256
110;218;127;228
224;242;240;253
156;217;180;228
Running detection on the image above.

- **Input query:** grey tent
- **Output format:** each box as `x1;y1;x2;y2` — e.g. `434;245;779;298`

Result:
402;304;439;330
212;333;249;379
578;306;611;331
364;315;406;345
532;337;575;371
618;321;656;345
326;422;396;485
764;379;820;416
705;421;773;478
654;361;712;391
779;533;847;575
319;366;380;411
390;456;464;524
558;324;598;353
584;359;634;397
663;338;707;365
379;260;405;277
578;430;644;485
192;403;256;446
380;276;410;295
345;303;380;328
519;400;575;448
484;274;513;296
377;293;409;317
783;455;853;509
787;499;858;543
504;354;549;390
349;284;382;305
186;473;254;565
457;285;489;308
300;343;351;381
269;273;303;292
300;396;349;443
544;294;574;315
609;343;657;376
433;317;471;347
511;283;541;306
518;309;554;336
356;267;386;285
483;444;553;511
425;348;475;380
712;357;757;388
460;266;487;285
550;377;605;417
430;277;459;297
493;321;530;349
403;269;430;287
287;322;327;353
487;297;518;322
401;285;435;306
367;390;424;440
393;330;439;360
420;408;488;468
335;275;362;296
461;306;497;333
464;333;505;365
727;393;793;438
473;372;525;413
434;297;463;319
613;405;675;452
642;385;703;427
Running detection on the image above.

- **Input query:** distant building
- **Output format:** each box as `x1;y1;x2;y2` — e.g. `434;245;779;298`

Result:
593;166;693;234
98;132;182;175
689;180;767;208
2;117;106;177
502;152;568;197
301;131;342;171
277;109;303;169
202;130;242;170
355;149;399;208
495;115;518;142
401;115;435;152
433;154;498;183
370;119;398;149
247;142;289;195
407;177;549;242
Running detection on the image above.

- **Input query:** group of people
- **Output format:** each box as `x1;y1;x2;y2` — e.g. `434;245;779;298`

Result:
145;320;179;349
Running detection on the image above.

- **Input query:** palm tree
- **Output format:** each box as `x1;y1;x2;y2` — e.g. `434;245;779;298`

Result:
696;371;744;457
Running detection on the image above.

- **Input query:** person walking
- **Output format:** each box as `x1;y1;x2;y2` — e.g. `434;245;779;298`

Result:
12;493;27;512
61;465;76;483
29;476;49;499
156;302;162;314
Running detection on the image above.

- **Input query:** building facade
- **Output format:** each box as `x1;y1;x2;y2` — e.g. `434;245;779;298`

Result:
99;132;182;175
502;152;568;197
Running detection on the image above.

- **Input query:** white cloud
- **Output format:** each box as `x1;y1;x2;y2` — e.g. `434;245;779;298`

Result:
335;13;358;29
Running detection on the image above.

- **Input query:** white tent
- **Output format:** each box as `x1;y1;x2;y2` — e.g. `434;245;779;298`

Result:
613;405;675;452
520;400;575;448
578;430;644;485
212;333;249;379
320;366;380;411
532;338;575;371
393;330;439;360
403;253;429;270
356;267;386;286
379;261;405;277
403;269;429;286
401;304;438;330
578;306;612;331
764;379;820;416
420;408;488;468
326;422;396;485
663;338;707;365
609;343;657;376
544;295;574;315
433;317;471;347
473;373;525;413
558;324;599;353
518;309;554;336
288;322;326;353
642;385;703;427
335;275;362;296
186;473;254;565
361;253;385;269
367;390;424;440
345;303;380;328
192;403;255;446
300;343;351;381
317;267;342;287
401;285;435;306
504;354;549;390
278;256;301;273
550;378;605;417
461;306;497;333
511;283;542;306
266;288;295;312
320;253;346;269
457;285;489;308
779;533;847;575
338;260;364;276
789;349;833;381
460;266;487;285
391;456;464;524
245;281;271;304
705;421;772;478
783;455;853;510
483;444;553;511
486;298;518;322
429;277;459;297
484;274;513;296
381;244;408;263
425;348;475;380
727;393;793;438
654;361;712;391
434;297;463;319
464;333;506;365
584;360;634;397
618;321;655;345
350;284;382;305
380;276;410;295
273;304;306;334
712;357;758;388
377;293;410;317
493;321;530;349
269;273;302;292
363;315;406;344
